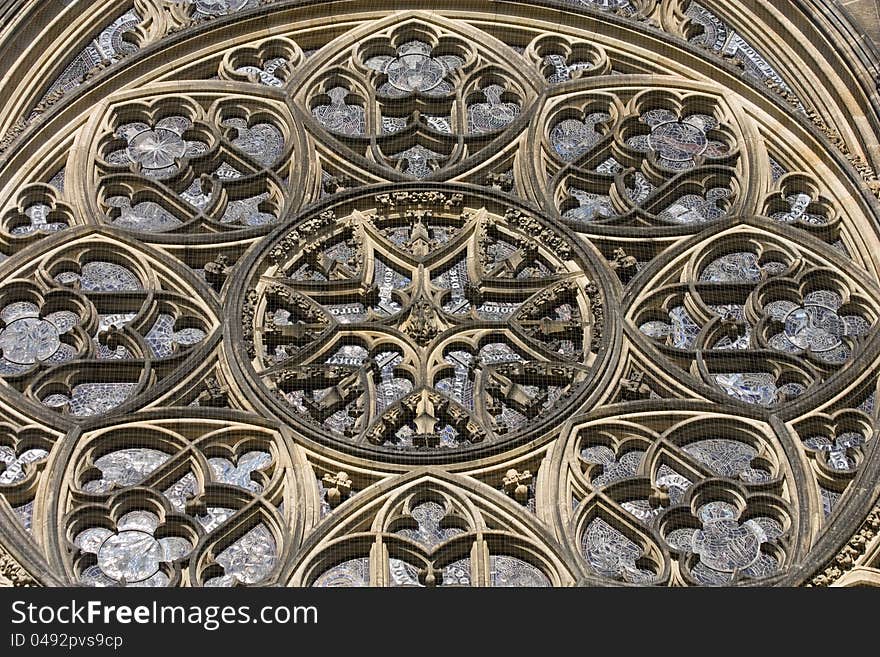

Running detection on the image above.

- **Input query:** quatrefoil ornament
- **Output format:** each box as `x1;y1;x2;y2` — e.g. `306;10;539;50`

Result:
74;510;195;587
366;41;463;97
663;500;785;585
0;300;81;374
112;116;208;178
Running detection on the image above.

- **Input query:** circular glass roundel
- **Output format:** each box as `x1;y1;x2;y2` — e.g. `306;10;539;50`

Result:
0;317;61;364
783;304;845;352
127;128;188;170
96;530;163;583
647;121;709;162
233;184;612;462
386;54;447;93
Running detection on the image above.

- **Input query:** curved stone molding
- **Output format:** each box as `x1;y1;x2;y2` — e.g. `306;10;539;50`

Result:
0;0;878;587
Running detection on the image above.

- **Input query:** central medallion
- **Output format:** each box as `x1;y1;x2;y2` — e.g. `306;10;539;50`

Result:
235;185;611;462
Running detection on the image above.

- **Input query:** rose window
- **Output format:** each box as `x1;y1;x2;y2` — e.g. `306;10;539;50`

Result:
0;1;877;590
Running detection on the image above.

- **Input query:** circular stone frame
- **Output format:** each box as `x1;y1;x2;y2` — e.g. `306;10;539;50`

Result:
228;182;619;465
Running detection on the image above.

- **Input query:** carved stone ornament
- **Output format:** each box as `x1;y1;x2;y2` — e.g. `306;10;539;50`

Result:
0;0;878;588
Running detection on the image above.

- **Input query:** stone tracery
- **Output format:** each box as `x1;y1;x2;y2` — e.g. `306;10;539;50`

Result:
0;0;878;588
238;188;608;458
